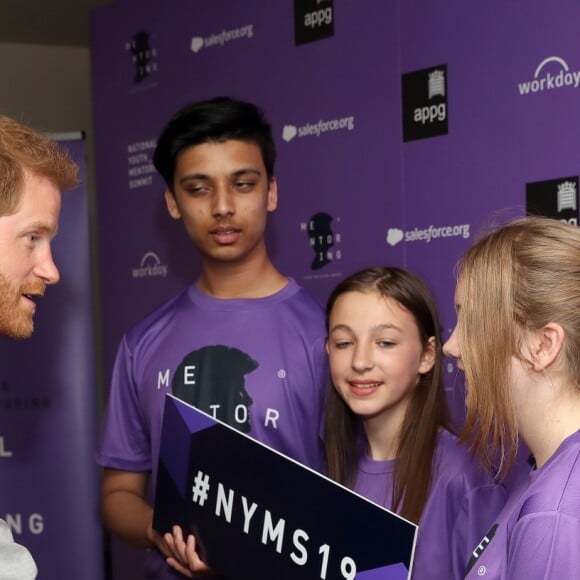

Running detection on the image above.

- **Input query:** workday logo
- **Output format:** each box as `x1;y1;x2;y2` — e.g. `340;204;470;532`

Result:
518;56;580;95
132;252;168;279
386;223;471;246
191;24;253;54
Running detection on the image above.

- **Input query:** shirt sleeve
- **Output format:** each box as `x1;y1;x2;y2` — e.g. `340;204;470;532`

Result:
450;482;506;578
95;334;152;472
507;511;580;578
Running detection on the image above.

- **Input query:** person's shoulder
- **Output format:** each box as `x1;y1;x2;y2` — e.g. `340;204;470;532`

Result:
0;520;37;578
284;278;325;314
277;279;326;336
520;435;580;518
433;430;496;484
429;431;505;513
124;286;193;344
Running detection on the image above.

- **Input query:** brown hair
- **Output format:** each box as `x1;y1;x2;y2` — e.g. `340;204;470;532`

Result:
458;216;580;476
0;115;78;215
324;266;451;523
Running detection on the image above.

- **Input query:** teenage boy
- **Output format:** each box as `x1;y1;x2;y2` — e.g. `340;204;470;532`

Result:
97;97;327;578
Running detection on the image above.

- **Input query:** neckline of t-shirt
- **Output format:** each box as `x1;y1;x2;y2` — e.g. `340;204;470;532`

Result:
357;430;452;475
188;277;298;309
530;428;580;482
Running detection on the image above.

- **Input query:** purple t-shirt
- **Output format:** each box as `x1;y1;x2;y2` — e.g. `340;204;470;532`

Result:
464;429;580;580
97;278;328;578
355;430;506;580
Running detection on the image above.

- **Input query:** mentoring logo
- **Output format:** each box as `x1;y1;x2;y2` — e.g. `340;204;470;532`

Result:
301;212;342;271
526;176;579;225
518;56;580;96
294;0;334;46
125;31;157;84
172;345;258;434
402;65;448;142
191;24;253;54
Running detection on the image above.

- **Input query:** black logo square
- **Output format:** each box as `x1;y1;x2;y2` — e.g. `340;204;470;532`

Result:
526;176;579;225
402;65;448;142
294;0;334;46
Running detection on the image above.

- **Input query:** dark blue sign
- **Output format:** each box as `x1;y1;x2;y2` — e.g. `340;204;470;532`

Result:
153;395;417;579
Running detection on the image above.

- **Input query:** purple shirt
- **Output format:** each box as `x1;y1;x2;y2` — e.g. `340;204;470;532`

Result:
97;278;328;578
355;430;506;579
464;429;580;580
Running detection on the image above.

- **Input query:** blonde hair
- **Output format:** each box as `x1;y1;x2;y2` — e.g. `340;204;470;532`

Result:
458;216;580;475
0;115;78;215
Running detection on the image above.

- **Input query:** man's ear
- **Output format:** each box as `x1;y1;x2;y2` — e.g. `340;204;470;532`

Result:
164;189;181;220
267;177;278;212
529;322;565;372
419;336;437;374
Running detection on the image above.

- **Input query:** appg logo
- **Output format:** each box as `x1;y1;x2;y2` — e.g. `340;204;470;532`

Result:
526;176;579;225
518;56;580;96
294;0;334;46
402;65;448;142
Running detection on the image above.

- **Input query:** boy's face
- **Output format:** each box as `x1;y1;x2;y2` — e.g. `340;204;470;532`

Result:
0;170;61;339
165;140;277;268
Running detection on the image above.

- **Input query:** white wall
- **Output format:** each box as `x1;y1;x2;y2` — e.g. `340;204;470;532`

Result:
0;42;91;133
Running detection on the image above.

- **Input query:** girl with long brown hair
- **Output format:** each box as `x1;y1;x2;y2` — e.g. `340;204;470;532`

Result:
325;266;504;579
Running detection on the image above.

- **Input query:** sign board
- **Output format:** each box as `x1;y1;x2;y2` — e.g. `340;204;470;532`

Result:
153;395;417;579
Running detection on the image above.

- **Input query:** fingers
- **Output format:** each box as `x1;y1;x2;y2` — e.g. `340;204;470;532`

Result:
164;526;212;577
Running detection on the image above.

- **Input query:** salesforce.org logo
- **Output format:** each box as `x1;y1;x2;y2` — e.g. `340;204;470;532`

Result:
518;56;580;95
282;115;355;142
386;223;471;247
191;24;253;54
132;252;168;279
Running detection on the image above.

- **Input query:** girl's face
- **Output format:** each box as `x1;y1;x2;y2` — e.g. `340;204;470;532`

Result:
326;290;435;424
442;279;464;372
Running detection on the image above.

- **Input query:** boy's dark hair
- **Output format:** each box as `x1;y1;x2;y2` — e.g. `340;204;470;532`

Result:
153;96;276;191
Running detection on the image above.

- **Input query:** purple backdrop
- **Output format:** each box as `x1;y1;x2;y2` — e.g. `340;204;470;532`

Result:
90;1;580;577
0;136;104;579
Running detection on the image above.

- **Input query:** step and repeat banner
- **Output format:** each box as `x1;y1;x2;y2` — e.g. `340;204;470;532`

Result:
0;136;104;579
90;1;580;577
